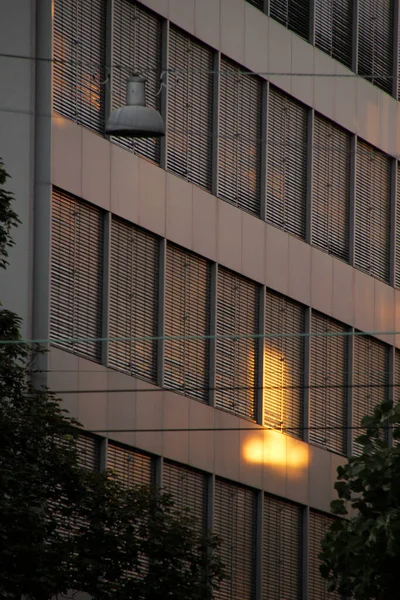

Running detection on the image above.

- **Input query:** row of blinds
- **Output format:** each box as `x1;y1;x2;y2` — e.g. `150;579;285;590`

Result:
214;478;257;600
308;510;341;600
264;290;304;439
50;188;104;361
355;141;391;283
216;268;259;421
263;494;302;600
167;27;214;190
312;115;350;261
358;0;394;95
315;0;353;69
107;442;155;486
395;349;400;445
352;335;389;454
162;461;208;531
76;433;101;471
109;217;159;383
218;58;262;216
112;0;162;162
269;0;310;41
266;87;308;239
53;0;106;133
164;244;211;402
310;312;348;455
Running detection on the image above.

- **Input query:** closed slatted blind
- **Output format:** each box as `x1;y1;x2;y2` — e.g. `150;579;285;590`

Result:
216;268;259;421
214;478;257;600
396;164;400;287
247;0;264;10
164;244;211;402
309;510;340;600
167;28;213;190
163;461;208;531
107;442;154;487
355;141;391;283
266;87;308;239
310;312;347;454
53;0;106;133
353;335;389;455
269;0;310;41
264;291;304;439
109;217;159;383
76;433;101;470
315;0;353;69
312;115;350;261
358;0;394;95
51;188;103;361
394;349;400;445
112;0;162;162
218;57;262;216
262;494;302;600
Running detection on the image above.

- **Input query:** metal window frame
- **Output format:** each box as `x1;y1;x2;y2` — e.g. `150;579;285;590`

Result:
306;108;314;245
102;212;111;366
347;328;355;456
391;159;398;286
303;307;311;445
348;134;357;268
157;238;167;387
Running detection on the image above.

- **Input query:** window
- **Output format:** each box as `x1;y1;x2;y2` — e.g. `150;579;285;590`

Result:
315;0;353;69
309;510;341;600
358;0;394;95
312;115;350;261
53;0;106;133
218;57;262;216
112;0;162;162
310;312;348;454
216;268;259;421
396;164;400;287
163;461;208;531
164;244;211;402
167;27;214;190
247;0;264;9
353;335;389;455
76;434;101;471
109;217;159;383
107;443;155;487
214;478;257;600
266;87;308;239
51;188;104;361
355;140;391;283
264;291;304;439
394;349;400;445
269;0;310;41
263;494;302;600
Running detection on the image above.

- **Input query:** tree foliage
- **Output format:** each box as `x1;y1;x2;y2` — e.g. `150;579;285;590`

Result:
0;160;224;599
320;400;400;600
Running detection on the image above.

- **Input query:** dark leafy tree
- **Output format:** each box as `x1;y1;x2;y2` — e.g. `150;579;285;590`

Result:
320;400;400;600
0;159;224;599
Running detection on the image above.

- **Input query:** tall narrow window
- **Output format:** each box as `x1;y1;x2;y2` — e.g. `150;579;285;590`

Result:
269;0;310;41
394;349;400;445
167;28;214;190
107;443;155;487
214;478;257;600
263;494;302;600
112;0;162;162
164;244;211;402
109;217;159;383
309;510;341;600
312;115;350;261
396;164;400;287
315;0;353;69
310;312;348;454
163;461;208;532
76;434;101;471
355;141;391;283
358;0;394;95
216;268;259;421
218;57;262;216
51;188;104;362
266;87;308;239
264;291;304;439
53;0;106;133
353;335;389;455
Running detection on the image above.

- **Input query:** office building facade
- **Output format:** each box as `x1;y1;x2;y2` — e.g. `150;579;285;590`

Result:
2;0;400;598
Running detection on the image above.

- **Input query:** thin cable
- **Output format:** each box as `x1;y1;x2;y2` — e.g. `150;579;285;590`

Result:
1;329;398;345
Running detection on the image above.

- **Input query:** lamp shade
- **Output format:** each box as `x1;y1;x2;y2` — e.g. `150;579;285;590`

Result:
105;75;165;138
